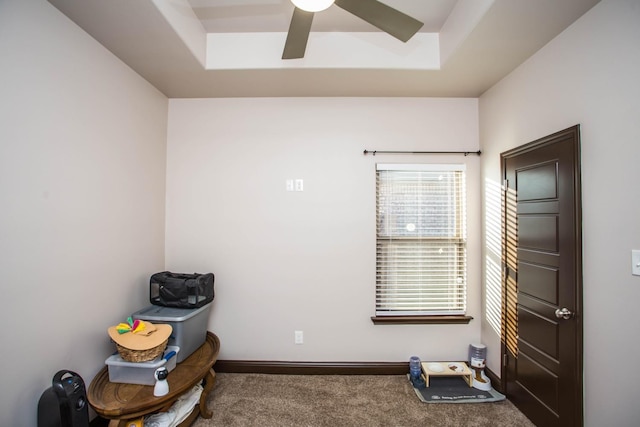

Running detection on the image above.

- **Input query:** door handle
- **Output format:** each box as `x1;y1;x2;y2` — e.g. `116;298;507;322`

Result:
555;307;574;320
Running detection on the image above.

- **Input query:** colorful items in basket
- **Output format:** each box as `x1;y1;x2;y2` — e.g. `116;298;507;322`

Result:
115;317;146;335
108;317;172;362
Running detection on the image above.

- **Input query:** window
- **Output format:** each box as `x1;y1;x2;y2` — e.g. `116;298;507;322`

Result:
375;164;467;319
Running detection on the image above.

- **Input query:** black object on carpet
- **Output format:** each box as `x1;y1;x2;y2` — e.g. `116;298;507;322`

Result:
410;375;506;403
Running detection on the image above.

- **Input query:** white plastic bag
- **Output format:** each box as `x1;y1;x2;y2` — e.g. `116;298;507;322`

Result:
144;384;203;427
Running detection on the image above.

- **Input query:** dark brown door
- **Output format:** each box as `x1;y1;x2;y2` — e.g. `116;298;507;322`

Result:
501;126;583;427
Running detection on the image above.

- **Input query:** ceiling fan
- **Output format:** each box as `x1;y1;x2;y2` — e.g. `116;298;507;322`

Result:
283;0;424;59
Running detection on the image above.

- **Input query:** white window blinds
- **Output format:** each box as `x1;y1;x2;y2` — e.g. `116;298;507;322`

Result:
376;164;467;316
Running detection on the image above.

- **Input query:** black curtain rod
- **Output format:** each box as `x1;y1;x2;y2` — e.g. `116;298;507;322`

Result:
363;149;481;156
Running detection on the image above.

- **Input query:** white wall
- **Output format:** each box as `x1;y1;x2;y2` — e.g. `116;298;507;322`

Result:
0;1;168;425
479;0;640;426
166;97;482;362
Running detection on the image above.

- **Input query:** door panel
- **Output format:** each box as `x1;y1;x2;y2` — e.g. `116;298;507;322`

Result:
517;162;558;200
518;200;559;215
518;249;559;267
519;337;559;374
517;351;559;412
518;306;558;358
518;262;559;304
518;215;558;251
501;125;583;427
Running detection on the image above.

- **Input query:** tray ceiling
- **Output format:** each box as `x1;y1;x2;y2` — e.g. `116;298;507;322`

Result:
47;0;601;97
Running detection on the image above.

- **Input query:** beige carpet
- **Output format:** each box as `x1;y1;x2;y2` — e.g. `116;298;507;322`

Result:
193;373;535;427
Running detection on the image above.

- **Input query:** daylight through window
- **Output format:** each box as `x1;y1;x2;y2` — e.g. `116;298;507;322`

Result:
376;164;467;316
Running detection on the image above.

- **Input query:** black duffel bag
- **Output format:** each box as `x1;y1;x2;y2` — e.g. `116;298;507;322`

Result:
150;271;214;308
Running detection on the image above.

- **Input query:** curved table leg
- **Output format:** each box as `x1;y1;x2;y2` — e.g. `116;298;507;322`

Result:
198;368;216;419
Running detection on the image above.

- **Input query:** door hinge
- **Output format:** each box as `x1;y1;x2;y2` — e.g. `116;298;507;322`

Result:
503;179;509;190
503;354;508;367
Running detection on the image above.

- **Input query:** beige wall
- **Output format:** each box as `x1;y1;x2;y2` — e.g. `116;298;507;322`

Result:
0;1;168;425
165;97;482;362
479;0;640;425
8;0;637;425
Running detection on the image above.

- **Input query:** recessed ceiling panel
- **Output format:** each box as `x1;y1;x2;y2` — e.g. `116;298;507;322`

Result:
187;0;457;33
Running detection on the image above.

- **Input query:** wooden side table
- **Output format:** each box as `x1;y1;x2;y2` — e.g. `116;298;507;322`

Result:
88;331;220;427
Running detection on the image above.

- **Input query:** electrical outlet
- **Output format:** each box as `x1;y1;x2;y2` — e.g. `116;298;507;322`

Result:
295;179;303;192
294;330;303;344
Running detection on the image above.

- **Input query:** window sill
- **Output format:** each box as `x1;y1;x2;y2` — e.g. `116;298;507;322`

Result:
371;315;473;325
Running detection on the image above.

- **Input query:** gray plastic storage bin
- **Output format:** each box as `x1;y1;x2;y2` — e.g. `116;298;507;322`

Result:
106;346;179;385
132;303;211;363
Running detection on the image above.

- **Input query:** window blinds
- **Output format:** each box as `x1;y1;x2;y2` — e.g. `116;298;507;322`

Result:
376;164;467;316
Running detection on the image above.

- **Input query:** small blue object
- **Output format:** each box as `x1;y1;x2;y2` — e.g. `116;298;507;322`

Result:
164;351;177;361
409;356;422;379
411;375;426;389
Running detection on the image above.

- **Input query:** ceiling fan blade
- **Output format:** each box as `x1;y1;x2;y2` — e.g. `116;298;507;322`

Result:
334;0;424;42
282;7;314;59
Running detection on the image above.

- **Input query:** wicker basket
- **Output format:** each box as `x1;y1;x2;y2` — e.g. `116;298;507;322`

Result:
115;339;168;362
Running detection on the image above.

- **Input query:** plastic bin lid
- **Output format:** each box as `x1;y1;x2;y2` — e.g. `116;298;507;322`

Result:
132;303;211;322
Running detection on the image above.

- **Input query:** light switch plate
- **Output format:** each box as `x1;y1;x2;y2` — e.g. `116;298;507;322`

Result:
632;250;640;276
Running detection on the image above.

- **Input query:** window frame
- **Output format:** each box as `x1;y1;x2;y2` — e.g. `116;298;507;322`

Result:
372;163;472;325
